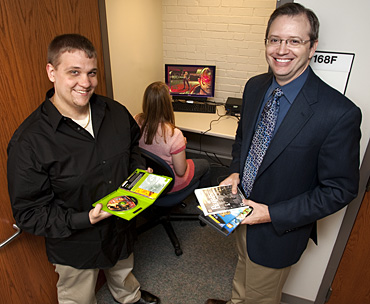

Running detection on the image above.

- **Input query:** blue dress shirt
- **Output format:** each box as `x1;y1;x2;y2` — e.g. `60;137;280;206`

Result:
258;68;309;135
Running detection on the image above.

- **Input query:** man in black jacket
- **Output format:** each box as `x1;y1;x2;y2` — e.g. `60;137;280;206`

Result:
8;34;159;304
206;3;361;304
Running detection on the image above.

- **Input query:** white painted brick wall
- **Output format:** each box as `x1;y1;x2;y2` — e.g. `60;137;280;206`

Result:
163;0;276;103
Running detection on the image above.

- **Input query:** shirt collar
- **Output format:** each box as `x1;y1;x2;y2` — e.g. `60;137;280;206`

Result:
44;88;63;132
268;67;310;104
43;88;104;132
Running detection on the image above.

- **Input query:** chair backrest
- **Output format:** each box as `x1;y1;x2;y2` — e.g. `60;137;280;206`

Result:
139;148;175;194
140;148;200;207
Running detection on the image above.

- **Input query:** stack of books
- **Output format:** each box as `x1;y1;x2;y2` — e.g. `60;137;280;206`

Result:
195;185;253;236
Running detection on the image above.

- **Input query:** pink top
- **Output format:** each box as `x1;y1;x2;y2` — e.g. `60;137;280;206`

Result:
135;118;194;192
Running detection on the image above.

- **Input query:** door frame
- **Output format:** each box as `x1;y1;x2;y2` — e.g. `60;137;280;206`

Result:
98;0;113;100
316;139;370;303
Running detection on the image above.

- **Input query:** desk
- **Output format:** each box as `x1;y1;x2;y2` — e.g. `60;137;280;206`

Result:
174;106;239;140
174;105;239;161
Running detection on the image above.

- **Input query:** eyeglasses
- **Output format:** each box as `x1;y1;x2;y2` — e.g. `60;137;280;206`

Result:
265;37;312;48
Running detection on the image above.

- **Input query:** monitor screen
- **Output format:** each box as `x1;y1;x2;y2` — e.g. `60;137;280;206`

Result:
165;64;216;101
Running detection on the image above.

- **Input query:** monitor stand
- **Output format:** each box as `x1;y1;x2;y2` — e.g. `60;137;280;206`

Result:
172;96;208;103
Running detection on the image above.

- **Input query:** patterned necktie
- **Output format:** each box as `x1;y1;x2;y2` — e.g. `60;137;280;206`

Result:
241;88;283;198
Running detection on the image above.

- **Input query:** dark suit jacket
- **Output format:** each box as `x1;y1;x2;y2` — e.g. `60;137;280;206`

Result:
229;67;362;269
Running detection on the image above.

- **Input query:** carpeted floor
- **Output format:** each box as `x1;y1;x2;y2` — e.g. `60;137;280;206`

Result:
96;157;237;304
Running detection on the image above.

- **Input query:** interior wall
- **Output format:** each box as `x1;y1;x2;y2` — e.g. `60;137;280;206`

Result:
106;0;276;114
105;0;163;116
298;0;369;162
162;0;275;104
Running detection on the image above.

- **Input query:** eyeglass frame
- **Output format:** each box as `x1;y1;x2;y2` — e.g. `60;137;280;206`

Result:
264;37;313;48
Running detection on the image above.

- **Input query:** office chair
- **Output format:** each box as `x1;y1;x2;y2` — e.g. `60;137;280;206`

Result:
137;148;203;256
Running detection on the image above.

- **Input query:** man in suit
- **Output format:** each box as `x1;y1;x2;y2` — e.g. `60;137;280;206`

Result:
205;3;361;304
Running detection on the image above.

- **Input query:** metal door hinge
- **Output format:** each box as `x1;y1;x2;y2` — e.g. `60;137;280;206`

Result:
325;287;332;303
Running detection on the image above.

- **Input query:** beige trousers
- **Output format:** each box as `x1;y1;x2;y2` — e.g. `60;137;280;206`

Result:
54;253;140;304
227;224;291;304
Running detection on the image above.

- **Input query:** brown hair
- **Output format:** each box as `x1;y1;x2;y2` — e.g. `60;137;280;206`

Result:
266;3;319;48
47;34;97;68
137;81;175;145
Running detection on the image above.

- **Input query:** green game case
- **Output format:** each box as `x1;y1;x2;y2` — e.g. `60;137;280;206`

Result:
93;169;172;220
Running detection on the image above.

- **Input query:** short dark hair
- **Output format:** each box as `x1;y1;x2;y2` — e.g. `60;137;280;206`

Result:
265;3;319;48
47;34;97;68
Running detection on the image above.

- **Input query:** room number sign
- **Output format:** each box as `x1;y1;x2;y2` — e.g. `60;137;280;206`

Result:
310;51;355;94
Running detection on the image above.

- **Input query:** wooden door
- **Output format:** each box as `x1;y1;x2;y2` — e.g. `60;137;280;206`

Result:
0;0;107;303
327;187;370;303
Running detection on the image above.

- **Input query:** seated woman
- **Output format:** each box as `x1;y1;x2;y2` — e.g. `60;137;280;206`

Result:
135;81;210;193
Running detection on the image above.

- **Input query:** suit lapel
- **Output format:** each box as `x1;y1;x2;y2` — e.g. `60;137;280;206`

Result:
256;70;319;178
240;76;272;165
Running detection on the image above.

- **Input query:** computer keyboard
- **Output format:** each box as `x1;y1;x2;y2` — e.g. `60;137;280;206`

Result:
172;102;216;114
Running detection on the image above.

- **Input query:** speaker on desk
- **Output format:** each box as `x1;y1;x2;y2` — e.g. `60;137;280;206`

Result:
225;97;242;116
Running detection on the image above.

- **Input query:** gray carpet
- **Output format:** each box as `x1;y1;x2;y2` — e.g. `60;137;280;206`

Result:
96;159;237;304
96;196;237;304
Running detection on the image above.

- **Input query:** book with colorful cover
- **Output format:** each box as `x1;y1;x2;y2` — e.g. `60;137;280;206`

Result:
194;184;249;216
93;169;172;220
210;207;249;225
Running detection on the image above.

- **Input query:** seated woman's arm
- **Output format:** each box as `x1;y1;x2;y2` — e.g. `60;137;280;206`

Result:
171;150;188;176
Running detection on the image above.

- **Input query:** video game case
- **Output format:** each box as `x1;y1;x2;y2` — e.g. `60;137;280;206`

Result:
197;205;253;236
93;169;172;221
199;214;231;236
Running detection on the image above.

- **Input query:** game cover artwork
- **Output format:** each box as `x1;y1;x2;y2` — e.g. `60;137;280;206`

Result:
93;169;172;221
165;65;215;97
195;184;248;216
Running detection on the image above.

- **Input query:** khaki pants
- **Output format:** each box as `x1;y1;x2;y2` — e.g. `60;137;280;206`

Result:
54;253;140;304
227;225;291;304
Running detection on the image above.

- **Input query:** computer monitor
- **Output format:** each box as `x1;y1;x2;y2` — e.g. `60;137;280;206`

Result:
165;64;216;102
